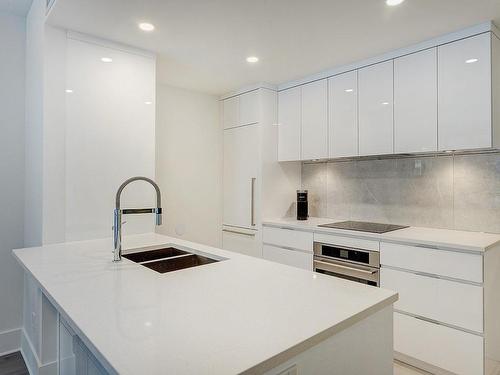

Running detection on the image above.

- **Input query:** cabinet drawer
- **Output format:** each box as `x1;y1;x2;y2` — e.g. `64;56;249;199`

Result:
263;245;313;271
222;229;260;258
381;267;483;332
263;226;313;252
394;312;483;375
314;232;379;252
380;242;483;283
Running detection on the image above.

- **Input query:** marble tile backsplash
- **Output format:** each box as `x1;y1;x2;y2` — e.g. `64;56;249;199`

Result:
301;152;500;234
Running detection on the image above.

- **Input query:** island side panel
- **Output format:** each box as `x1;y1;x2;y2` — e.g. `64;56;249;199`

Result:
485;243;500;370
263;305;393;375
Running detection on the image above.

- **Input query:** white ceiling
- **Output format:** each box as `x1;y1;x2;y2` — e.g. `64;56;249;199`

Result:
47;0;500;95
0;0;32;16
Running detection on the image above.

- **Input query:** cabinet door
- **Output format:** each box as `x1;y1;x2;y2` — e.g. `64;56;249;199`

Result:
394;48;438;153
59;319;76;375
329;71;358;158
223;96;239;129
301;79;328;160
239;90;259;126
263;245;312;270
358;61;394;156
223;124;260;228
278;87;301;161
438;33;492;150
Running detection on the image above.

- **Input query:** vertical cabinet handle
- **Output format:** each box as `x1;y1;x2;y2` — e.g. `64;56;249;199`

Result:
251;177;256;226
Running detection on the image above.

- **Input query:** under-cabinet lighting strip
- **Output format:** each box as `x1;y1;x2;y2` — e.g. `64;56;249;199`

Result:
302;148;500;164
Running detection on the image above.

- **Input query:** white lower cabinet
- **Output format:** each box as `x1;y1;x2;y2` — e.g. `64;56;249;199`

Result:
59;318;76;375
222;227;261;257
380;242;483;283
263;226;313;252
73;335;109;375
381;267;483;333
394;312;484;375
381;240;489;375
263;244;312;270
59;317;108;375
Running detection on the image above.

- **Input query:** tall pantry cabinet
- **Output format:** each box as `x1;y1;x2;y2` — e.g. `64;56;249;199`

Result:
221;88;300;257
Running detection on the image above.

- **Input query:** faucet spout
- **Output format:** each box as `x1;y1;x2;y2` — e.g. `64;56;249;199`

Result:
113;177;163;261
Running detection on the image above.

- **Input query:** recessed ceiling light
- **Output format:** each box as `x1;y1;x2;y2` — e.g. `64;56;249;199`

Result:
386;0;405;6
246;56;259;63
465;58;478;64
345;88;354;93
65;89;73;93
101;57;113;63
139;22;155;32
381;102;390;105
144;101;152;105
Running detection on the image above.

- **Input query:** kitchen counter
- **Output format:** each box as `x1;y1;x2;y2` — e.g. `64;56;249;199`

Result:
263;217;500;253
13;233;397;375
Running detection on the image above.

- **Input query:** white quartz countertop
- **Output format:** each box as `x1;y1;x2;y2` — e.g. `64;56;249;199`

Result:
263;217;500;252
13;233;397;375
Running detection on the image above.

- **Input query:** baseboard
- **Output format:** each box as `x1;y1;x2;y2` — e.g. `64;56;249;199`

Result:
395;351;455;375
0;327;21;356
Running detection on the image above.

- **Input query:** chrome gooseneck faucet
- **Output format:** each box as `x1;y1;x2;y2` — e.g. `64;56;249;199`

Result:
113;177;162;261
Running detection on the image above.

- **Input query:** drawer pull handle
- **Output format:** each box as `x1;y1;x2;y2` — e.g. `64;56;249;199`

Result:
413;315;441;326
222;229;256;236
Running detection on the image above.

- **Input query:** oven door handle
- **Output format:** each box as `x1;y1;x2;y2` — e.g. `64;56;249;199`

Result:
314;260;378;275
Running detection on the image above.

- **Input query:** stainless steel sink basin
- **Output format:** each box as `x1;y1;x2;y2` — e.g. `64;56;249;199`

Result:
123;247;189;263
142;254;218;273
123;247;220;274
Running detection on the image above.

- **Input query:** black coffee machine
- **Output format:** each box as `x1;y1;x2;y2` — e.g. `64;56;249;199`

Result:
296;190;308;220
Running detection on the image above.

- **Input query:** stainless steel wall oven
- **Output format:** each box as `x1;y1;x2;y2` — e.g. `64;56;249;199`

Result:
313;241;380;286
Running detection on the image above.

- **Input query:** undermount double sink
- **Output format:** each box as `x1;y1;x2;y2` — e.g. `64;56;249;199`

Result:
123;247;220;274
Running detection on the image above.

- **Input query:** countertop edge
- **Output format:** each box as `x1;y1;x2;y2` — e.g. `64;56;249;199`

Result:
262;220;500;253
240;293;398;375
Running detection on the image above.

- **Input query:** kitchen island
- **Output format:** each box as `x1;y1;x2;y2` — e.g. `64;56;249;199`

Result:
13;233;397;375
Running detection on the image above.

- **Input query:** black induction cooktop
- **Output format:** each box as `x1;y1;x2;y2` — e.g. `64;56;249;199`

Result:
318;221;409;234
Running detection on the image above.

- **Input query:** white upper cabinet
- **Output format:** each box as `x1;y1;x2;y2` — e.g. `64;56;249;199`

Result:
239;90;259;126
394;48;438;153
278;86;301;161
223;96;239;129
276;31;499;161
329;71;358;158
301;79;328;160
358;60;394;156
438;33;492;151
223;90;259;129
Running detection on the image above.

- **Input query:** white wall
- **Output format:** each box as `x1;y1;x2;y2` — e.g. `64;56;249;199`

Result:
156;85;222;247
24;0;44;247
0;11;26;354
43;25;67;244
